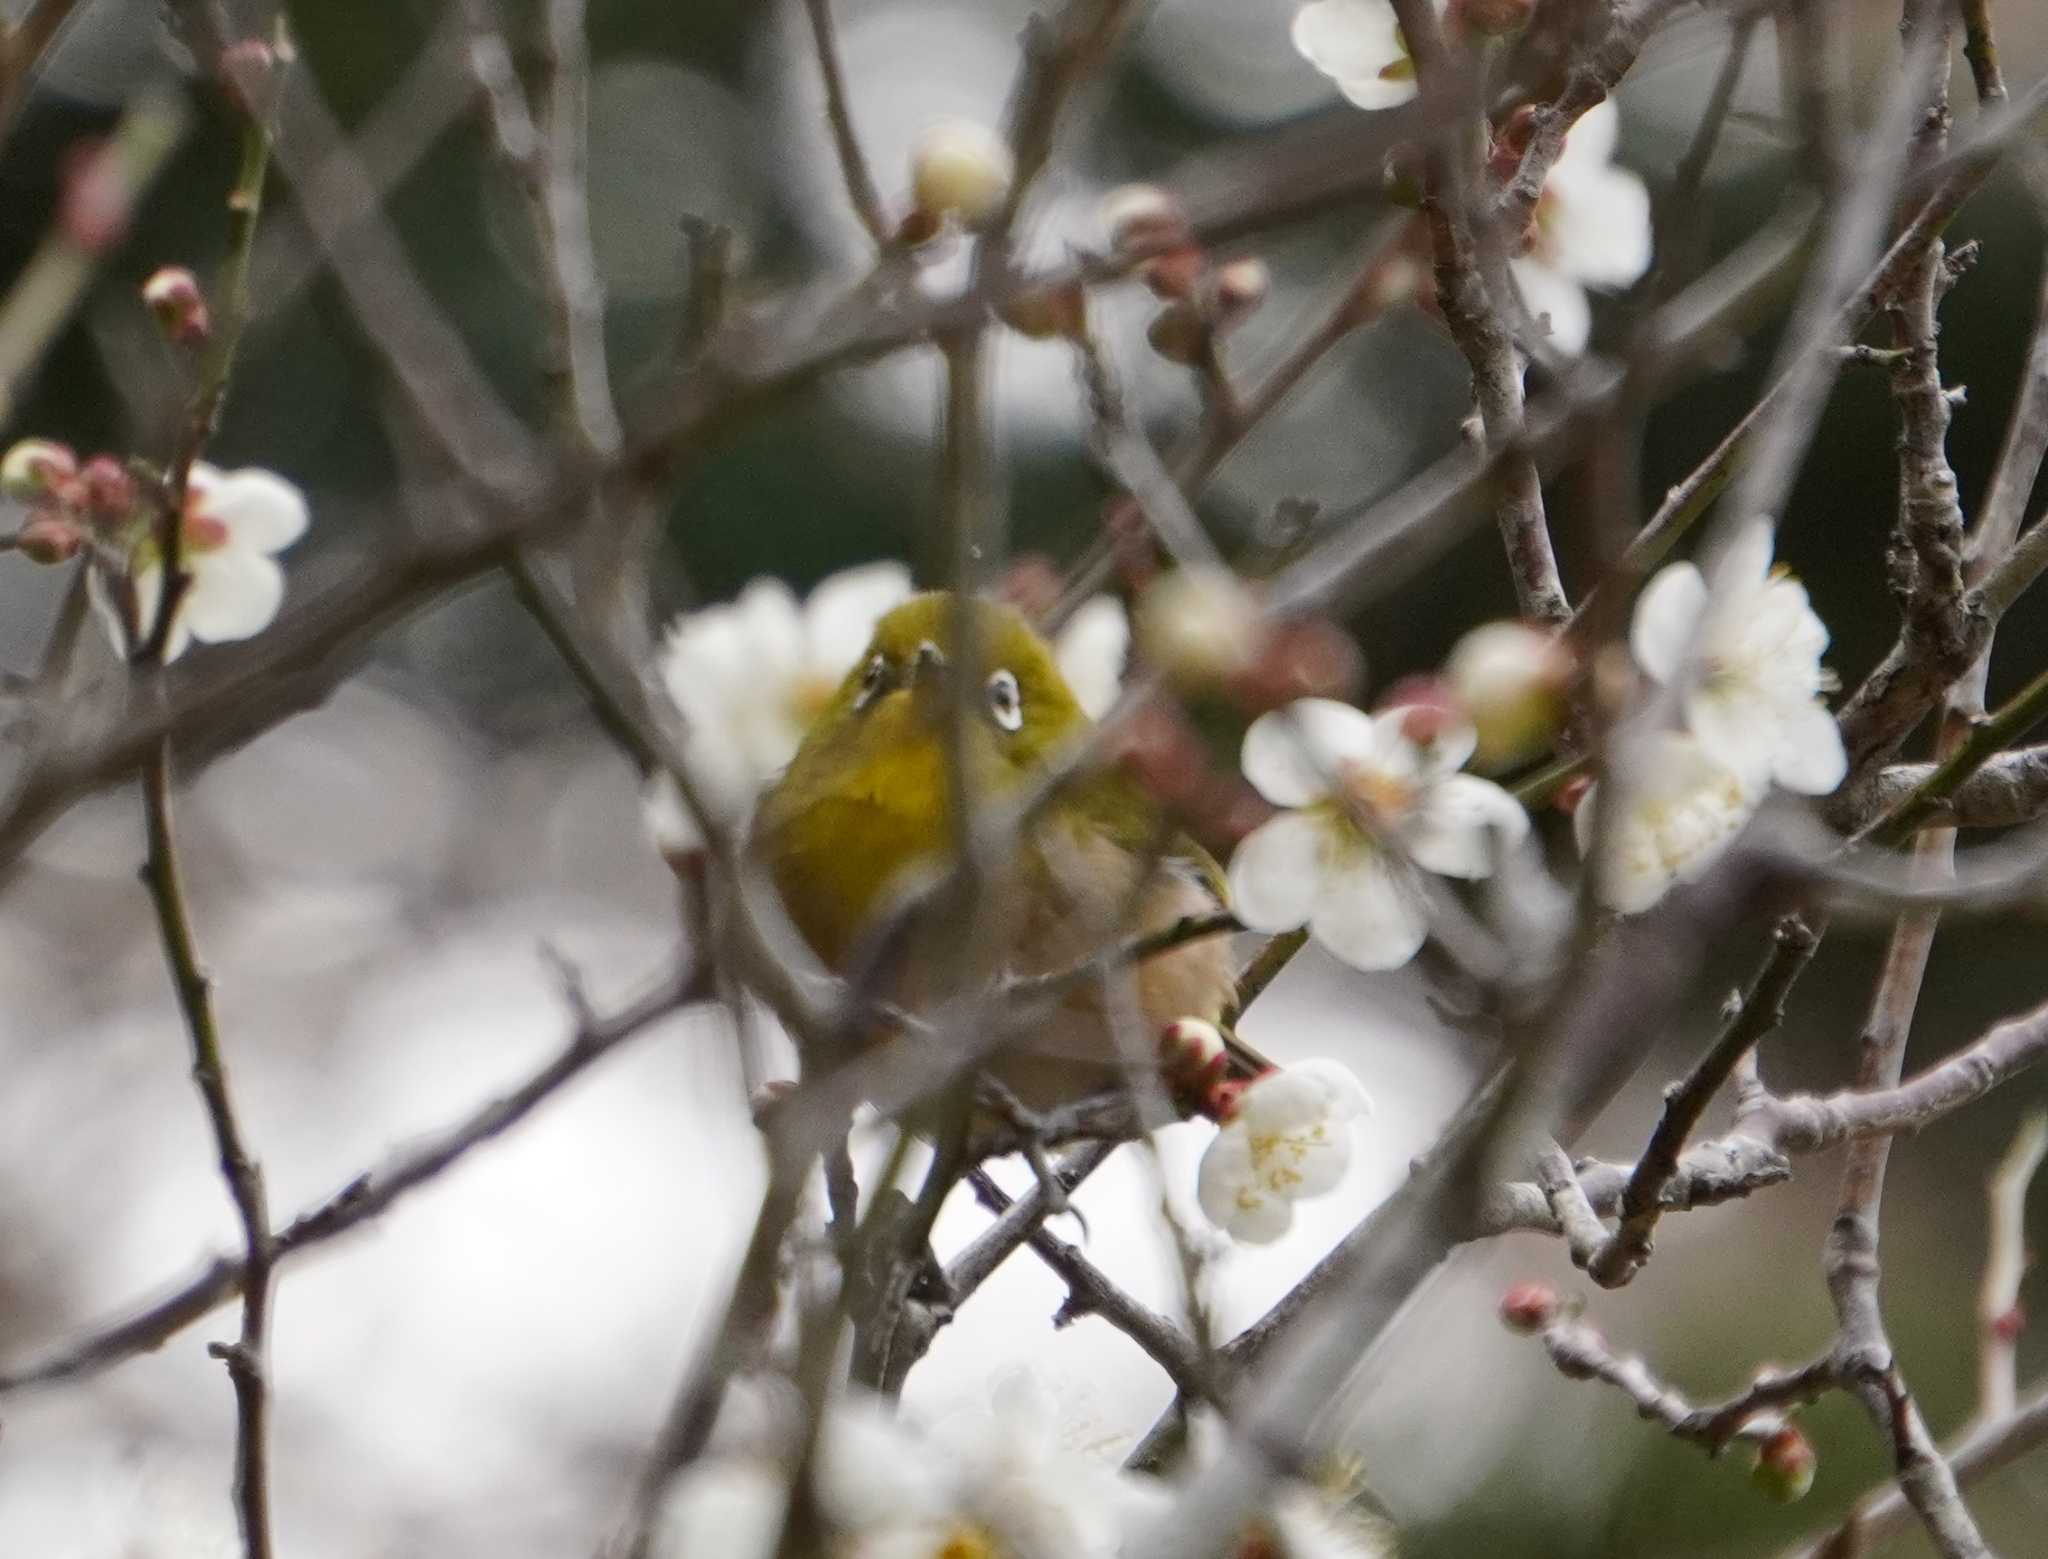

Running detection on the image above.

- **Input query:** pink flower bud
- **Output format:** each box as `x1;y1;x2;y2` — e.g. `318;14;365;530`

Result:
748;1078;798;1127
142;266;211;345
1160;1017;1227;1073
1751;1425;1817;1503
15;514;83;564
220;38;282;116
1453;0;1535;39
1227;618;1365;714
1552;772;1593;816
1140;246;1207;302
1114;702;1211;811
1498;1281;1559;1333
1991;1303;2026;1344
1203;1076;1251;1123
1378;675;1462;746
1;439;77;499
996;554;1064;620
77;455;135;521
58;141;129;252
1101;183;1189;255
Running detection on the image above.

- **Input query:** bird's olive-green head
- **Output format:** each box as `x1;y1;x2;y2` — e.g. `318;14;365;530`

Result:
752;592;1097;965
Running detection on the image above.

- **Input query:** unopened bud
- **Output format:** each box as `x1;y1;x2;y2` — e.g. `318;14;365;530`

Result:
58;141;129;252
1378;675;1464;749
1751;1426;1817;1503
1134;565;1265;690
748;1078;798;1127
910;119;1013;226
1489;104;1540;183
996;554;1064;620
1991;1303;2026;1344
1454;0;1535;38
999;279;1087;340
1498;1281;1559;1333
1210;258;1270;332
1102;183;1189;255
1553;772;1593;816
142;266;211;345
1227;617;1365;713
15;514;83;564
220;38;283;116
1346;252;1429;326
1;439;77;499
1204;1076;1251;1123
1114;701;1211;811
1160;1019;1232;1116
1146;301;1210;365
1445;620;1574;771
77;455;135;520
1141;246;1207;301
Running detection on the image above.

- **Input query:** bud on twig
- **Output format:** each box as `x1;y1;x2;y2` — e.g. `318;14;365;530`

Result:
1101;183;1189;256
1445;619;1575;771
1;439;77;499
1141;247;1207;301
909;119;1013;227
1498;1281;1559;1333
15;514;84;564
1134;565;1265;690
1146;300;1209;365
220;38;283;118
77;455;136;521
142;266;211;345
999;279;1087;341
1750;1425;1817;1503
1210;258;1270;334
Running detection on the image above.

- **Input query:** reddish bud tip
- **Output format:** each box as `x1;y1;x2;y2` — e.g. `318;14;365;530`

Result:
1140;246;1207;302
1114;702;1211;811
748;1078;798;1126
220;39;283;115
15;514;84;564
1227;617;1365;714
1378;675;1463;747
1552;772;1594;817
77;455;135;520
58;141;129;253
1991;1303;2026;1344
1454;0;1535;39
1202;1075;1253;1123
1498;1281;1559;1334
1751;1425;1817;1503
142;266;211;345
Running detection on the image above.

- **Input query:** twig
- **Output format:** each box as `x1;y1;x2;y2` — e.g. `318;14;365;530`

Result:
1585;915;1819;1286
965;1166;1209;1400
540;0;619;454
0;967;699;1397
1534;1144;1607;1271
140;747;274;1559
1976;1112;2045;1422
144;22;286;665
1784;1378;2048;1559
798;0;891;248
1539;1316;1835;1450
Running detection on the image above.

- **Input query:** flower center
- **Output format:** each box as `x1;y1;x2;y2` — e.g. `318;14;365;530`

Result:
1335;759;1417;829
935;1523;1001;1559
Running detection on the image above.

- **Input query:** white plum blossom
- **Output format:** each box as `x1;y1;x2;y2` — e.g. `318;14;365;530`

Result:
1197;1060;1374;1243
1122;1410;1394;1557
1575;730;1762;913
1630;519;1847;795
1054;593;1131;720
1291;0;1442;111
643;561;912;852
1227;698;1530;972
90;463;309;662
1507;101;1653;354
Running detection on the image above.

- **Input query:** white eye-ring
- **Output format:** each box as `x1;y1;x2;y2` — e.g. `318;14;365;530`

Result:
854;653;887;709
986;669;1023;732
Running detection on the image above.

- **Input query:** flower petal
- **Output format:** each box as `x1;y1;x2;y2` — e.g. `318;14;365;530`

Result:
1054;594;1129;720
1549;163;1652;288
1226;811;1328;933
802;561;913;677
1240;699;1380;806
1629;561;1707;683
641;771;703;854
1291;1058;1375;1120
1685;685;1781;787
192;466;310;553
182;550;286;644
1371;704;1477;779
1769;700;1848;795
1403;773;1530;879
1291;0;1404;83
1557;99;1620;170
1308;852;1427;971
1508;255;1592;356
1199;1130;1296;1243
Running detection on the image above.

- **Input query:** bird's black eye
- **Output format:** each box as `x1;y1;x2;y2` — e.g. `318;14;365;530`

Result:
854;653;887;710
986;669;1023;732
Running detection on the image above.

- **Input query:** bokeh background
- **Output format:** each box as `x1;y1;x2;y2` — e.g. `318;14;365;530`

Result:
0;1;2044;1554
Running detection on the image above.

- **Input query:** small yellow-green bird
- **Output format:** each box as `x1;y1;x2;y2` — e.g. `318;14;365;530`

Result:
752;592;1238;1110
